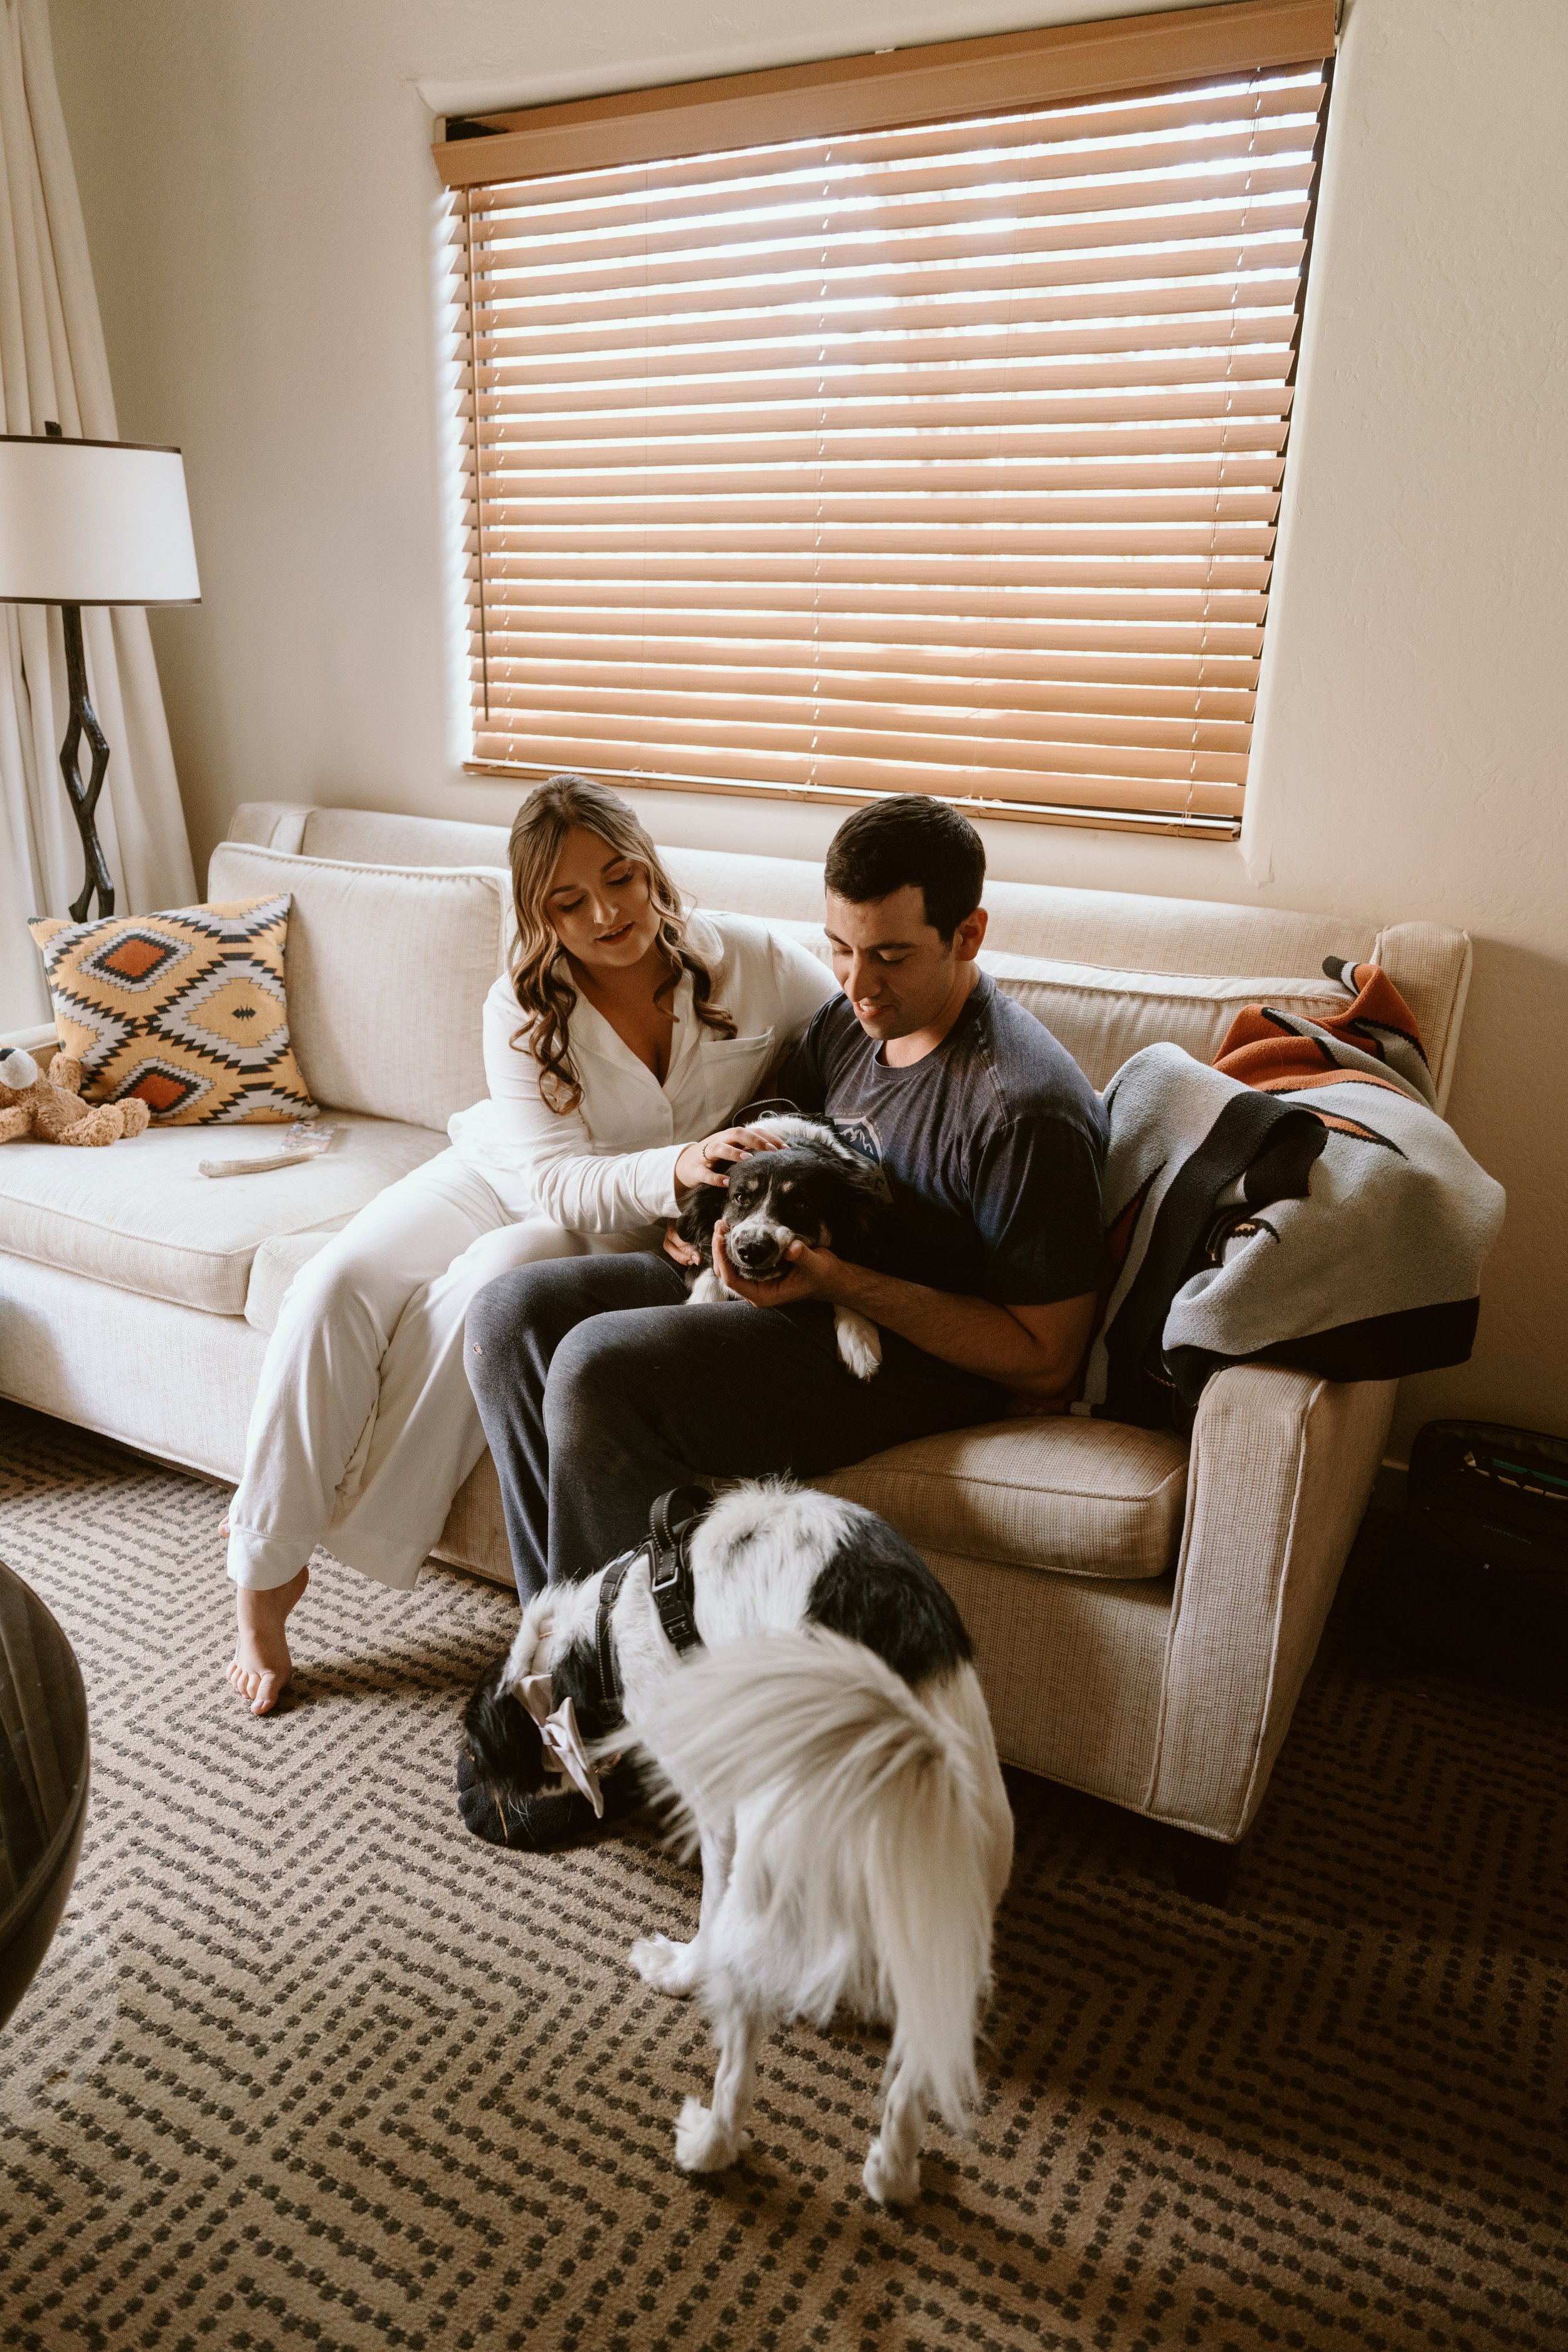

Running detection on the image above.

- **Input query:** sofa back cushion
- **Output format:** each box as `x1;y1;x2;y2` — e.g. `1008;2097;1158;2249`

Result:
657;847;1469;1106
761;916;1347;1092
980;953;1350;1091
219;803;1473;1110
206;842;510;1130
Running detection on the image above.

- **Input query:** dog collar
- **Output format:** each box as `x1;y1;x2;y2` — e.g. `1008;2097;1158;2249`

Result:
590;1485;711;1734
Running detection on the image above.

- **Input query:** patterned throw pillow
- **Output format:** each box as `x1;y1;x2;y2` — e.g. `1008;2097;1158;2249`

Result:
26;896;317;1124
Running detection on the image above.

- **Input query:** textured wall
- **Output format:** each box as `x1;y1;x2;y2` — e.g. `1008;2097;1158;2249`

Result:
45;0;1568;1457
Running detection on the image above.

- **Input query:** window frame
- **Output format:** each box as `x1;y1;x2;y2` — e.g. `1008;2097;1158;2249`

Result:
437;0;1335;837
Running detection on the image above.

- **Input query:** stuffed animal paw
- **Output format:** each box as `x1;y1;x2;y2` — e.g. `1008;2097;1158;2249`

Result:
0;1045;151;1146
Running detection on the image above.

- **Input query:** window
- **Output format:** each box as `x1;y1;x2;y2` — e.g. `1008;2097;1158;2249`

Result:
438;0;1334;836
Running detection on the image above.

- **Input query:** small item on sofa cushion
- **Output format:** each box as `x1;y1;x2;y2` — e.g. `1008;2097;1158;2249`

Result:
26;896;317;1125
199;1121;342;1177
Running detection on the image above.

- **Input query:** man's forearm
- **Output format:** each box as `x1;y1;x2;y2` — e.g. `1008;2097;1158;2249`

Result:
829;1263;1079;1399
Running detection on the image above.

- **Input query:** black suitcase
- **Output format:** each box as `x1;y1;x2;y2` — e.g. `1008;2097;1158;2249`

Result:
1359;1422;1568;1700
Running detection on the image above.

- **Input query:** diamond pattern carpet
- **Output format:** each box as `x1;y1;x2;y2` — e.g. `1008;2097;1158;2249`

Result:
1;1401;1565;2352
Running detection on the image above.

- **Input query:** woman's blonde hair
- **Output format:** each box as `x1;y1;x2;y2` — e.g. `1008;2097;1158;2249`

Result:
507;773;736;1114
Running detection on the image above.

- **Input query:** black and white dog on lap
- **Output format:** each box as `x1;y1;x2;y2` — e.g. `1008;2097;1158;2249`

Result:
461;1481;1013;2206
674;1111;889;1380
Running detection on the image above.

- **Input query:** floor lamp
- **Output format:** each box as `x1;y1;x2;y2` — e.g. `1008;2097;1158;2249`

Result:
0;424;200;921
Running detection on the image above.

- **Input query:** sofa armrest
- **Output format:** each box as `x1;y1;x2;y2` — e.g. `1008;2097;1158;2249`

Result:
0;1024;59;1066
1146;1364;1396;1843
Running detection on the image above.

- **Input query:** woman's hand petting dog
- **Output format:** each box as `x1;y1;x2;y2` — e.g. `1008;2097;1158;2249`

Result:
672;1124;786;1194
712;1222;846;1306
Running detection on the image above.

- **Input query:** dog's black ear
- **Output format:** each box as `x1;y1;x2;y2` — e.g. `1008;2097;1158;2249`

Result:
676;1186;724;1253
847;1179;891;1269
463;1657;549;1799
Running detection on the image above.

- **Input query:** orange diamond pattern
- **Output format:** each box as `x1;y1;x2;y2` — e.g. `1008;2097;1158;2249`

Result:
28;894;317;1125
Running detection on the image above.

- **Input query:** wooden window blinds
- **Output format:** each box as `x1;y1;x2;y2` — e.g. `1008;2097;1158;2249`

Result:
437;0;1335;836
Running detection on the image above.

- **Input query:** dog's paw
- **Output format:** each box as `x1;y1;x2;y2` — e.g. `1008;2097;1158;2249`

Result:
862;2135;921;2206
834;1306;882;1382
687;1269;725;1306
674;2097;750;2175
630;1932;700;1997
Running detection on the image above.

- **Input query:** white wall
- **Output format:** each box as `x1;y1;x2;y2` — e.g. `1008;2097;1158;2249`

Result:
47;0;1568;1457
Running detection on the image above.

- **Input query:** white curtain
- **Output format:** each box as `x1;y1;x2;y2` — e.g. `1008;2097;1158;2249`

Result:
0;0;195;1029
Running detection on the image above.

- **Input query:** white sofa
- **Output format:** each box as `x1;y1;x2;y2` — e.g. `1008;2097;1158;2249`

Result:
1;802;1473;1868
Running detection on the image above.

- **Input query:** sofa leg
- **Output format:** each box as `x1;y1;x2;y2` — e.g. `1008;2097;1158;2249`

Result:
1168;1828;1242;1907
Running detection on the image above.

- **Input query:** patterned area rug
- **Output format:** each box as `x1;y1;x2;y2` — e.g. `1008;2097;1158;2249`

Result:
1;1402;1565;2352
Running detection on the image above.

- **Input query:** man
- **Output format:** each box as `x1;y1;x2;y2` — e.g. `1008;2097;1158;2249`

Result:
462;795;1106;1845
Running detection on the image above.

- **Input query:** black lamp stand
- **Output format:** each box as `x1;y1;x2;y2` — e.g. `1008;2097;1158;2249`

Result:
43;421;115;923
58;600;114;921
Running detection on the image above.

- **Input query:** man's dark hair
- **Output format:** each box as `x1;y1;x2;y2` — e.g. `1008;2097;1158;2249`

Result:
824;796;986;941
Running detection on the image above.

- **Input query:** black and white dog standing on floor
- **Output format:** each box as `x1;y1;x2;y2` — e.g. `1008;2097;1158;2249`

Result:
462;1483;1014;2206
674;1114;889;1381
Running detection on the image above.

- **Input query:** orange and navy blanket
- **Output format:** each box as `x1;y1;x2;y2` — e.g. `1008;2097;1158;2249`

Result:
1078;961;1506;1429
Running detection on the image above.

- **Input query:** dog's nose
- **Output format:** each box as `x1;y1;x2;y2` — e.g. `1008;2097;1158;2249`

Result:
731;1232;776;1269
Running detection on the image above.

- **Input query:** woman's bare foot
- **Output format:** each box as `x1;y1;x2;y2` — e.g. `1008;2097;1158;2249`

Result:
227;1567;309;1715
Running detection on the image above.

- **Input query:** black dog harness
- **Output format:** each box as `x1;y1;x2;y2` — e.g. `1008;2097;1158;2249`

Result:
591;1485;711;1733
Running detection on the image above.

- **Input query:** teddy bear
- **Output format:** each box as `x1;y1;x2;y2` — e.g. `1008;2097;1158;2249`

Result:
0;1044;151;1146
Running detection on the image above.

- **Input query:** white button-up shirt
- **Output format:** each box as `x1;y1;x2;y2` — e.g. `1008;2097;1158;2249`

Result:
447;911;837;1229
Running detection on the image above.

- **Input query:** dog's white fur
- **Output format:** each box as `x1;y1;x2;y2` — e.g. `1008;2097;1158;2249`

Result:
687;1115;884;1382
501;1483;1013;2204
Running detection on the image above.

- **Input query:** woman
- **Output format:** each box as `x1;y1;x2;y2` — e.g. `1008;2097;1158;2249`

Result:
225;774;836;1715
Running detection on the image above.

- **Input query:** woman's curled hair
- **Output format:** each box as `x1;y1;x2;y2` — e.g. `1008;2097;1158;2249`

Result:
507;773;736;1114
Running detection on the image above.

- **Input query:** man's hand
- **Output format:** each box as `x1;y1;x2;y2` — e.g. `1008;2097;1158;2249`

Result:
714;1230;1095;1405
662;1221;701;1268
718;1226;1094;1401
712;1225;845;1307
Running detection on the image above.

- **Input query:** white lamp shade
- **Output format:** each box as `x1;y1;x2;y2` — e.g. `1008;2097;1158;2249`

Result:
0;433;199;604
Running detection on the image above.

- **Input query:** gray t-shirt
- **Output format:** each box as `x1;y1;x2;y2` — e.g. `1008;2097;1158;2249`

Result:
773;972;1107;1306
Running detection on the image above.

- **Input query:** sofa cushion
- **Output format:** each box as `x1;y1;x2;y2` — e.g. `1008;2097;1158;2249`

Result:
816;1416;1190;1581
245;1227;339;1333
762;916;1348;1091
978;953;1350;1091
218;808;1471;1106
206;842;511;1130
0;1115;445;1315
660;843;1375;972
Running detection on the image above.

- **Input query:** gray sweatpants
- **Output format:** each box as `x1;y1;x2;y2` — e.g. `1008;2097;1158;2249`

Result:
463;1251;1007;1598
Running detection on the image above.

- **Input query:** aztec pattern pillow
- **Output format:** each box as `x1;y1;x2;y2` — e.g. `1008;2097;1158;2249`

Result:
27;895;317;1124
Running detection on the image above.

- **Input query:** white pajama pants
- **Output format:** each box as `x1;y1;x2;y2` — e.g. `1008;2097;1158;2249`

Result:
225;1148;643;1594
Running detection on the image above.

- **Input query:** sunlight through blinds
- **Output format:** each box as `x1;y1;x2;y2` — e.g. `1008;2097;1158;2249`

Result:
438;2;1335;835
